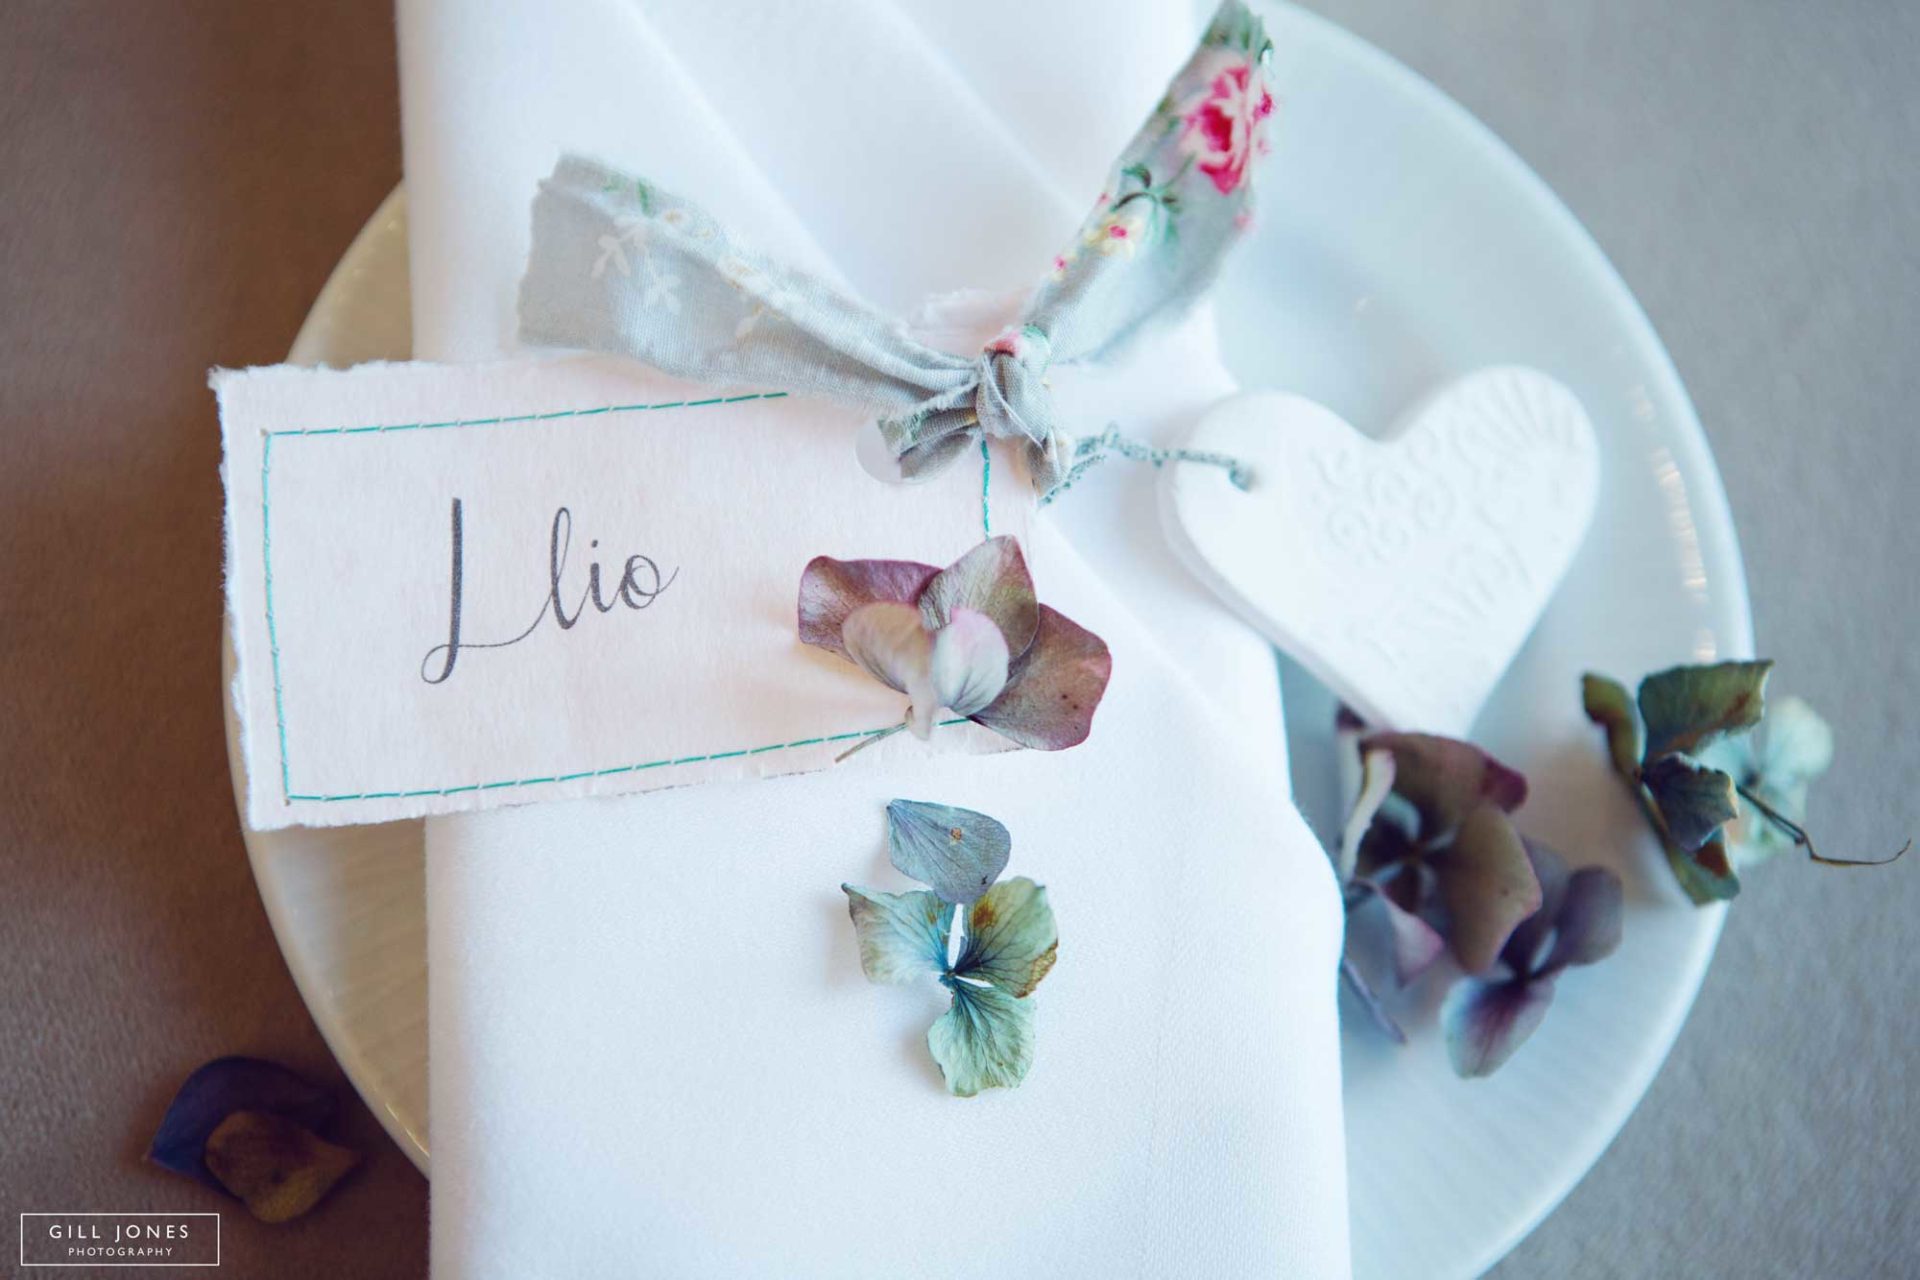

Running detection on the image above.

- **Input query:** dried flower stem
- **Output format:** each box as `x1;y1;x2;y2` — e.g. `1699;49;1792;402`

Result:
1735;783;1911;868
835;722;908;764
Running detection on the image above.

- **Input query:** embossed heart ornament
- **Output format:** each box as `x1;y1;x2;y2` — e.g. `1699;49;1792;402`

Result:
1161;367;1599;736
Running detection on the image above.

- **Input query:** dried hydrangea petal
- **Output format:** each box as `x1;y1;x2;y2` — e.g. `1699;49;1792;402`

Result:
885;800;1012;905
204;1110;360;1224
797;556;939;659
928;608;1010;717
1349;882;1445;985
1667;833;1741;904
1361;732;1528;837
970;606;1112;750
841;602;937;737
1339;956;1408;1045
954;877;1058;998
843;885;954;984
1338;747;1397;885
1643;755;1740;851
1543;867;1625;972
1438;803;1543;974
147;1057;337;1192
1636;659;1772;761
1441;975;1557;1079
927;980;1037;1097
1581;673;1643;778
917;536;1039;657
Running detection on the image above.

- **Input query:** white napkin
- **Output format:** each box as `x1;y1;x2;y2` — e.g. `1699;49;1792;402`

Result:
398;0;1349;1274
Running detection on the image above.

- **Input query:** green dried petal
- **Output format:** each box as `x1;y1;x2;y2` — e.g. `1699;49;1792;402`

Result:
1643;756;1741;851
954;877;1058;998
843;885;953;984
1438;803;1544;974
1637;660;1773;761
1581;672;1642;778
927;980;1036;1097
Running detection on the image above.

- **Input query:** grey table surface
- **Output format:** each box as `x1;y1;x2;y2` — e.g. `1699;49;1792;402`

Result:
2;2;1912;1277
1291;2;1918;1276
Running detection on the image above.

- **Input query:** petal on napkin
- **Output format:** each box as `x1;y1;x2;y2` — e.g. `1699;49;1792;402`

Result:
1642;755;1741;851
843;886;954;984
1438;803;1543;974
1636;659;1773;760
1441;975;1557;1079
918;536;1039;657
147;1057;338;1191
842;602;937;737
1362;732;1528;837
927;980;1037;1097
954;877;1058;998
930;607;1011;717
204;1110;360;1224
797;556;939;659
970;606;1112;750
886;799;1012;905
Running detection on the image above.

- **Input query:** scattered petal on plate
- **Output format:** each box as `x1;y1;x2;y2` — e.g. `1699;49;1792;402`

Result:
1543;868;1625;972
1441;974;1557;1079
147;1057;337;1192
204;1110;360;1223
1438;803;1543;974
917;536;1038;656
1581;672;1642;777
843;885;953;983
1339;955;1409;1045
1349;881;1445;985
954;877;1059;998
928;608;1011;717
886;799;1012;905
927;980;1037;1097
1338;746;1397;884
1362;732;1528;836
1642;755;1740;851
1636;659;1772;760
970;606;1112;750
797;556;938;659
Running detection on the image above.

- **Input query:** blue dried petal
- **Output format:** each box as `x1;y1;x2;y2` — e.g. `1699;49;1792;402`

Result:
147;1057;337;1192
927;979;1037;1096
886;799;1012;905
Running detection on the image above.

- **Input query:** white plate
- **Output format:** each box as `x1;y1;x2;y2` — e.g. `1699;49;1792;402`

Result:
235;6;1748;1275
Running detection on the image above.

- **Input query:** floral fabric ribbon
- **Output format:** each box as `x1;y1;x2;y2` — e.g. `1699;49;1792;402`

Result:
516;0;1273;495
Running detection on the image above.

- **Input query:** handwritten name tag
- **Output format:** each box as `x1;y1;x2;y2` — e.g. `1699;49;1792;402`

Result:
217;356;1028;830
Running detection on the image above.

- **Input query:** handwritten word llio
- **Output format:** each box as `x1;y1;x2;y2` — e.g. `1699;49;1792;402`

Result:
421;498;677;684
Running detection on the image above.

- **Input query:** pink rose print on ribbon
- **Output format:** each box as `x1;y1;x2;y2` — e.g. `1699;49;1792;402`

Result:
1178;56;1275;196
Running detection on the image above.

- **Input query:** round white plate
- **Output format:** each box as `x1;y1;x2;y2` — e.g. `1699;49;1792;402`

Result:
236;6;1748;1276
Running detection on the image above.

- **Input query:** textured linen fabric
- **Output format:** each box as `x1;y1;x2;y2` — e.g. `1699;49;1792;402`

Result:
398;0;1343;1274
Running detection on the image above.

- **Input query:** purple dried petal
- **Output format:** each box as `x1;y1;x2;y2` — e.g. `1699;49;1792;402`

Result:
841;602;936;737
797;556;939;659
1362;732;1528;836
928;607;1010;717
918;536;1039;658
147;1057;337;1192
1350;880;1445;985
1437;803;1544;974
204;1110;360;1223
1500;839;1570;974
1340;956;1408;1045
1542;867;1625;973
1643;755;1740;851
1441;974;1557;1078
970;605;1111;751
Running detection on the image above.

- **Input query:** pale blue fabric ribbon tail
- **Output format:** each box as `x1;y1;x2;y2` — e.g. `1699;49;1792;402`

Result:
517;0;1272;497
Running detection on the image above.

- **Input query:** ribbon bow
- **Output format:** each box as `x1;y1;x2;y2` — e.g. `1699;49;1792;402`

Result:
517;0;1273;496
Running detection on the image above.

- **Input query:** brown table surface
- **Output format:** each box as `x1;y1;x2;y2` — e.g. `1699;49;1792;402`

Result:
4;3;1914;1278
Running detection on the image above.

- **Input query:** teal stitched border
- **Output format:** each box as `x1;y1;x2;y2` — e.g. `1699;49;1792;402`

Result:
259;391;994;805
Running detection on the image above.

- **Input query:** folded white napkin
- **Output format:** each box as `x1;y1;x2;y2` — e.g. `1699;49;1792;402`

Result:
398;0;1349;1274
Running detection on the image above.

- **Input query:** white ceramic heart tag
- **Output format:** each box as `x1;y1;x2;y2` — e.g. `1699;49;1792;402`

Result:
1162;367;1599;737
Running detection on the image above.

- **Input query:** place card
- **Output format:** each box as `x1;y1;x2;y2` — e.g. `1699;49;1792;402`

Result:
218;355;1027;830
